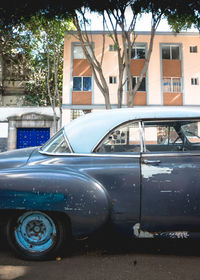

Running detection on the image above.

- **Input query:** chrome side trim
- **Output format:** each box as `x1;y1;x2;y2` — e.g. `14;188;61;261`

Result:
39;150;140;158
142;152;200;157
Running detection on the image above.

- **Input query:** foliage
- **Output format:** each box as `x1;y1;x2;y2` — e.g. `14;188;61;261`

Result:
1;0;200;30
0;12;73;131
164;0;200;31
23;16;69;105
0;23;33;84
1;0;200;111
22;15;74;130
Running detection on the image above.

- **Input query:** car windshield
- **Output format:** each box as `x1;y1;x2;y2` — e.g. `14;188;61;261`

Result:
40;129;72;153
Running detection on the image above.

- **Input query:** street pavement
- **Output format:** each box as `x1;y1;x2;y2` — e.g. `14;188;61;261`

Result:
0;229;200;280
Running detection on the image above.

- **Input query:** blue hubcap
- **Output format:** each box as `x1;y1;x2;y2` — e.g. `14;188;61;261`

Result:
14;212;56;253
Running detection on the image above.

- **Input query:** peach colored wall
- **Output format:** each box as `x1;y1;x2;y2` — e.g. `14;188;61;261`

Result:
62;32;200;125
180;35;200;105
93;35;121;105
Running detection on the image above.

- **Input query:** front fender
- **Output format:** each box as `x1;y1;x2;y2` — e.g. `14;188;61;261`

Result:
0;166;111;237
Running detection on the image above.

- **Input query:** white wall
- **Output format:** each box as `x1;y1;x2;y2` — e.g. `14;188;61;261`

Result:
0;107;60;122
0;123;8;137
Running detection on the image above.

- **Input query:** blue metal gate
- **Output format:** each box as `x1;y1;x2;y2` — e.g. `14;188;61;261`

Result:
17;128;50;149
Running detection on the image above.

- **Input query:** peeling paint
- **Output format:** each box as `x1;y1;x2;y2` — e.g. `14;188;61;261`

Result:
177;164;197;169
133;223;154;238
142;164;173;179
0;190;66;209
167;232;189;239
133;223;190;239
64;207;82;211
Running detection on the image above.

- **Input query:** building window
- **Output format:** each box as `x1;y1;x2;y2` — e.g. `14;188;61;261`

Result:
190;46;197;53
73;45;92;59
131;77;146;91
191;78;199;85
131;44;146;59
162;45;180;60
71;109;91;120
109;76;117;84
109;45;117;51
73;77;92;91
163;77;182;92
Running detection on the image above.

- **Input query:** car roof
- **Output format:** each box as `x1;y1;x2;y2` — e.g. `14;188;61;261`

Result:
64;106;200;153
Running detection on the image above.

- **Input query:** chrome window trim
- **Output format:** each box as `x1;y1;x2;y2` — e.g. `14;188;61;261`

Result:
140;121;145;152
63;130;74;153
38;150;140;158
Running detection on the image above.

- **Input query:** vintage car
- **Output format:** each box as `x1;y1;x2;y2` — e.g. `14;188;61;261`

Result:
1;106;200;260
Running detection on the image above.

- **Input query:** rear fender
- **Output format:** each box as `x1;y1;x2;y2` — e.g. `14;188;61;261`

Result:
0;167;110;237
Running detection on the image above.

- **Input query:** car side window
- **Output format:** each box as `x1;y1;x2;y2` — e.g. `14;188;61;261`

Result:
143;120;200;152
95;122;141;153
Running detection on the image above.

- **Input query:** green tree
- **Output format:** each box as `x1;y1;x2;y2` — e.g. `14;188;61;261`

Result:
23;15;74;132
0;14;73;132
0;23;33;106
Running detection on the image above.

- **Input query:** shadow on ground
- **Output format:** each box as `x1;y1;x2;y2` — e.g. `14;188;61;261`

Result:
1;225;200;260
71;226;200;258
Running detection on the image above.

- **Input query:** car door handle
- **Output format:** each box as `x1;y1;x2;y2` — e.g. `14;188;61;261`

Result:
142;159;161;165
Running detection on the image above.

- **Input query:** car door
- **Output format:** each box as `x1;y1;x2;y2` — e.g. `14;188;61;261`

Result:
140;119;200;232
86;120;142;235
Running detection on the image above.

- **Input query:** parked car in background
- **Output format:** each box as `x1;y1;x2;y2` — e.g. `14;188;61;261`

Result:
1;107;200;260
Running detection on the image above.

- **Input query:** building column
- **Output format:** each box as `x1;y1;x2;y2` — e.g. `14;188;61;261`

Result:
7;120;17;150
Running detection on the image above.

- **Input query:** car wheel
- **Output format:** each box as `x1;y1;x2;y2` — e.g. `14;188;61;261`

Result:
6;211;68;260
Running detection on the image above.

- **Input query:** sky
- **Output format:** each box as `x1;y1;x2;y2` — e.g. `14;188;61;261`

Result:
87;10;198;32
135;14;197;32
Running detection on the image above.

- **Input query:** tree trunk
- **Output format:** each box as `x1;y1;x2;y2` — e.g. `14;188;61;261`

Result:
128;23;156;107
46;26;57;134
72;12;112;110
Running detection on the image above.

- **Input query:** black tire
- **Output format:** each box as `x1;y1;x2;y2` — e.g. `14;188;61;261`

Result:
6;211;69;261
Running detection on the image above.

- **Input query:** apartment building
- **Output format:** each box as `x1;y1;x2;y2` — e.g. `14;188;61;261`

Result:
62;31;200;125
